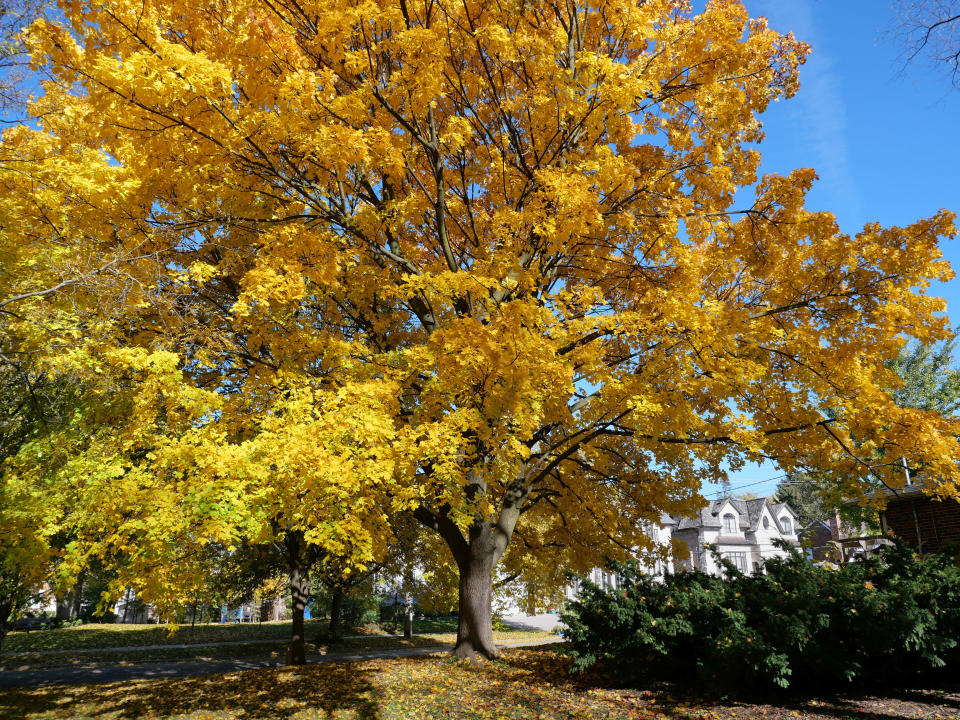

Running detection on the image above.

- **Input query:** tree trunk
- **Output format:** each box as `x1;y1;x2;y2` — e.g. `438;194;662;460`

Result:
413;478;527;661
55;594;70;620
0;597;11;655
328;587;344;640
71;572;85;619
403;592;414;638
284;531;310;666
453;545;498;659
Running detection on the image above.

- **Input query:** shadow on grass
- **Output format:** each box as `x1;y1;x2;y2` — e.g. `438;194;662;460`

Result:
879;685;960;710
2;646;957;720
3;619;337;654
489;647;960;720
0;662;383;720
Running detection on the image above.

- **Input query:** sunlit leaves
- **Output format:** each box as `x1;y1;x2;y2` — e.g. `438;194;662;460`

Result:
2;0;958;618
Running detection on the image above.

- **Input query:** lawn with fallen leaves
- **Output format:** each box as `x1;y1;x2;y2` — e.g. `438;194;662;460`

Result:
2;617;542;656
0;629;555;670
3;620;333;653
1;647;958;720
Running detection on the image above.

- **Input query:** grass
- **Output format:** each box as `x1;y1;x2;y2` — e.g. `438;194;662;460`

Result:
1;647;959;720
0;622;556;670
2;620;331;653
1;616;513;655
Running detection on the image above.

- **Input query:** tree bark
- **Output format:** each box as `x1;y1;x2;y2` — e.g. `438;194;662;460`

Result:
453;540;498;659
0;597;11;655
284;531;310;666
403;591;413;638
413;478;528;661
55;594;70;620
71;572;85;619
328;587;344;640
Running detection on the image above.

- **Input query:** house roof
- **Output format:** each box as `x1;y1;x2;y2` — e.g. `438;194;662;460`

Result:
673;497;797;534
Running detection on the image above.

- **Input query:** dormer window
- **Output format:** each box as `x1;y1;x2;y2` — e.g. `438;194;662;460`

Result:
781;517;792;534
763;517;770;530
723;513;737;533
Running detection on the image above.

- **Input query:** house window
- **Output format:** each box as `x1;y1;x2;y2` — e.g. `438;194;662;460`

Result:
781;517;792;534
723;551;749;573
723;514;737;533
763;517;770;529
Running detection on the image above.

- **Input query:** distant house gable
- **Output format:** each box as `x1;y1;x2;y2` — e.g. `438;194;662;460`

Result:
716;499;742;535
769;501;797;535
756;502;780;533
671;497;801;576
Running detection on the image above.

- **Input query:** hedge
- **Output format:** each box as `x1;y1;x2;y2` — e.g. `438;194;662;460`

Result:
560;542;960;693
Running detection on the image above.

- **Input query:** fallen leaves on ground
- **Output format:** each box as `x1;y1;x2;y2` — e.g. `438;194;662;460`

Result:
2;618;546;656
1;648;959;720
0;629;556;671
3;621;333;653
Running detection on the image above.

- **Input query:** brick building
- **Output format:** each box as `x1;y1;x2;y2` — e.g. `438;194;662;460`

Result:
800;511;888;563
879;484;960;553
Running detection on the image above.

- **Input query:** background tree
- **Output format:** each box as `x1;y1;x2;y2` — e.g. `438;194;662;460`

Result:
778;334;960;528
9;0;960;661
0;363;85;651
774;474;829;529
887;333;960;416
891;0;960;88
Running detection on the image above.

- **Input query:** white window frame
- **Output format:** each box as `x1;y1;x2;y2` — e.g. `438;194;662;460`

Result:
781;517;792;534
723;513;737;533
723;551;749;573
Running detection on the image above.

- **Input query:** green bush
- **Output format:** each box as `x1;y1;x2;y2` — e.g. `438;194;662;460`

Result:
561;542;960;693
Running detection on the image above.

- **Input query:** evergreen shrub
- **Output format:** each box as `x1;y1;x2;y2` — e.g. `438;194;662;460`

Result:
560;542;960;692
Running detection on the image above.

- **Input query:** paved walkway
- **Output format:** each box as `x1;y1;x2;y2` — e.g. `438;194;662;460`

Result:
0;637;563;689
500;613;565;633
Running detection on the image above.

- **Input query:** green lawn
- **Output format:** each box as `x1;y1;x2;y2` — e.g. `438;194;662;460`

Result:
2;617;548;656
2;617;475;654
2;620;336;653
1;623;556;670
1;647;958;720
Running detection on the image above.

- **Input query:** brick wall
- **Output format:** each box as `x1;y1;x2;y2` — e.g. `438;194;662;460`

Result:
883;496;960;553
799;524;835;561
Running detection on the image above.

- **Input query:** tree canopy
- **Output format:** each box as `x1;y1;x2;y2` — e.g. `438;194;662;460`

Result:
777;334;960;530
2;0;958;658
892;0;960;88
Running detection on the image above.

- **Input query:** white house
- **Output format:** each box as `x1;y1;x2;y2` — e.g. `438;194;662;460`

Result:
502;499;801;617
671;497;800;575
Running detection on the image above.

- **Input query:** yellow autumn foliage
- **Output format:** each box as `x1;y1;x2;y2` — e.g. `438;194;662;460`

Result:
1;0;957;650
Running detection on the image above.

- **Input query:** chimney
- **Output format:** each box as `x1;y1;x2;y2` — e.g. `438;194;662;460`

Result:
828;509;841;541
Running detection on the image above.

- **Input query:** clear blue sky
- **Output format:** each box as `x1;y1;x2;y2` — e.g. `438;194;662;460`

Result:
705;0;960;499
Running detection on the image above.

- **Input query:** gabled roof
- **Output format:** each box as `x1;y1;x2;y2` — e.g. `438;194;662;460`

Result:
674;497;797;534
767;501;798;533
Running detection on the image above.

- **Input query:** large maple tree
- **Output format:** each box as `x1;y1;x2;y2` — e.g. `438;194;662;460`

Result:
6;0;959;658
